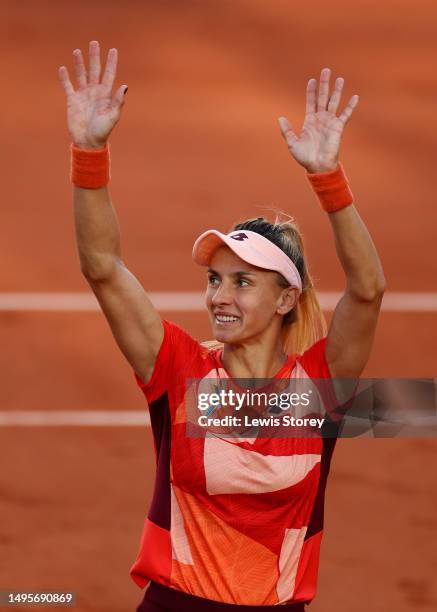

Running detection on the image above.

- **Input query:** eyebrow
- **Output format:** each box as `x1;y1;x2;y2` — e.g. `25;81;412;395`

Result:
207;268;256;277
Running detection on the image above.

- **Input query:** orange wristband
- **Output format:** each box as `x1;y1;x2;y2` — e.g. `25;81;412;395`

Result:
71;143;110;189
306;163;354;213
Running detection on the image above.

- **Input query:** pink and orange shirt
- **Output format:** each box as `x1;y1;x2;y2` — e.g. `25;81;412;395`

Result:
131;319;338;606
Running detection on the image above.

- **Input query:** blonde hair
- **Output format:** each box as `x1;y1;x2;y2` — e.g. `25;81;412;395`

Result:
273;215;327;354
201;213;327;356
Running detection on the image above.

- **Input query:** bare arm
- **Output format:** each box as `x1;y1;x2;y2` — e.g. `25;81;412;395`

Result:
279;68;386;378
59;41;163;384
325;204;385;378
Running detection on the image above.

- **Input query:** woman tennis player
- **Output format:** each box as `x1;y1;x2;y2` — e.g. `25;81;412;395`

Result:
59;41;385;611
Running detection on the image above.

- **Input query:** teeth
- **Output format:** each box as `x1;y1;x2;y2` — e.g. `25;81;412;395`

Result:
216;315;238;323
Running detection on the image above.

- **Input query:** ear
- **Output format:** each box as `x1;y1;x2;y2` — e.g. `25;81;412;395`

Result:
276;287;299;316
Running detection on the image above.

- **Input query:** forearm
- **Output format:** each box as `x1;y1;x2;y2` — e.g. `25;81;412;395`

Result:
327;204;386;300
73;185;122;280
59;40;128;282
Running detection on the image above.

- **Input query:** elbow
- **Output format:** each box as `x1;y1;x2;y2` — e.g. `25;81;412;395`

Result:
348;274;387;302
80;255;120;282
370;273;387;299
376;275;387;296
81;267;111;283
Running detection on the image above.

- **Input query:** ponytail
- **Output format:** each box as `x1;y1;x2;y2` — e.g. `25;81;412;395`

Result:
281;272;327;355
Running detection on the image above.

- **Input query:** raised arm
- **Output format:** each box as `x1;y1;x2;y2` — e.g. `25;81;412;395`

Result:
58;41;163;384
278;68;386;378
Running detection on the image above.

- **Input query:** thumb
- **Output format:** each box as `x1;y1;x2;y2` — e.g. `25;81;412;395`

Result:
277;116;298;145
112;84;128;112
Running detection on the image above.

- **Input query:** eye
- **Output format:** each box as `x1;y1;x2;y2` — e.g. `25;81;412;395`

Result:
237;278;250;287
207;275;220;287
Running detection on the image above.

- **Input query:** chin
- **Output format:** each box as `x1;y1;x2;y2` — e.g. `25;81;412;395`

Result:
214;329;235;343
211;323;242;344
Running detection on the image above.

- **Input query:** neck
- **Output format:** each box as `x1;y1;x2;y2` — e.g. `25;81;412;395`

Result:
221;333;289;379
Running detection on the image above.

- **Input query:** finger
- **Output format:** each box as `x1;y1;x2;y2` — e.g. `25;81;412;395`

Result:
339;94;359;124
327;77;344;114
112;84;128;111
277;116;298;145
88;40;101;84
72;48;87;89
102;48;118;89
317;67;331;112
338;94;359;125
58;66;75;98
305;78;317;114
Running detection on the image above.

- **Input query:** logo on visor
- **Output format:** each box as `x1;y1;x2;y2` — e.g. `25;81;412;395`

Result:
230;232;248;241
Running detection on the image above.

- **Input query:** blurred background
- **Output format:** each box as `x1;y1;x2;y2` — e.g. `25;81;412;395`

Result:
0;0;436;610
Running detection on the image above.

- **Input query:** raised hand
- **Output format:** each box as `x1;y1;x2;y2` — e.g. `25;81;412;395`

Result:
278;68;358;173
58;41;127;150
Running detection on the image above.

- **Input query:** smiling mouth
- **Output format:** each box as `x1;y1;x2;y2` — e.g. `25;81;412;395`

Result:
214;314;240;325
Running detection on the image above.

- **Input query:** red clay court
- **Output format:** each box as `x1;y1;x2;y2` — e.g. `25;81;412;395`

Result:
0;1;436;610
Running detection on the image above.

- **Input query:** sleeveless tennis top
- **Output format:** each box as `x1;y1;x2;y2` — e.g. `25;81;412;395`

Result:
130;319;338;606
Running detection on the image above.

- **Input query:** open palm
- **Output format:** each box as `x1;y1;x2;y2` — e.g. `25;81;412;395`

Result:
58;41;127;149
278;68;358;173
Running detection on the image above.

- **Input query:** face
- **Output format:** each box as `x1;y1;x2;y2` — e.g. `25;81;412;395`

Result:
206;246;297;345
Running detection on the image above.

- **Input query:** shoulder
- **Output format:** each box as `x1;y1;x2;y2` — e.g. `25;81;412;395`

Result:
165;322;221;361
155;319;216;365
162;318;200;347
295;336;332;379
133;319;220;402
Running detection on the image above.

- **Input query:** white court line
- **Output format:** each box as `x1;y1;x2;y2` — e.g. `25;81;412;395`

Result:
0;411;150;427
0;292;437;311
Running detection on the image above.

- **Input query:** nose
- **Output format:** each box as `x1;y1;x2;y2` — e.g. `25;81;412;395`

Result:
211;282;233;306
